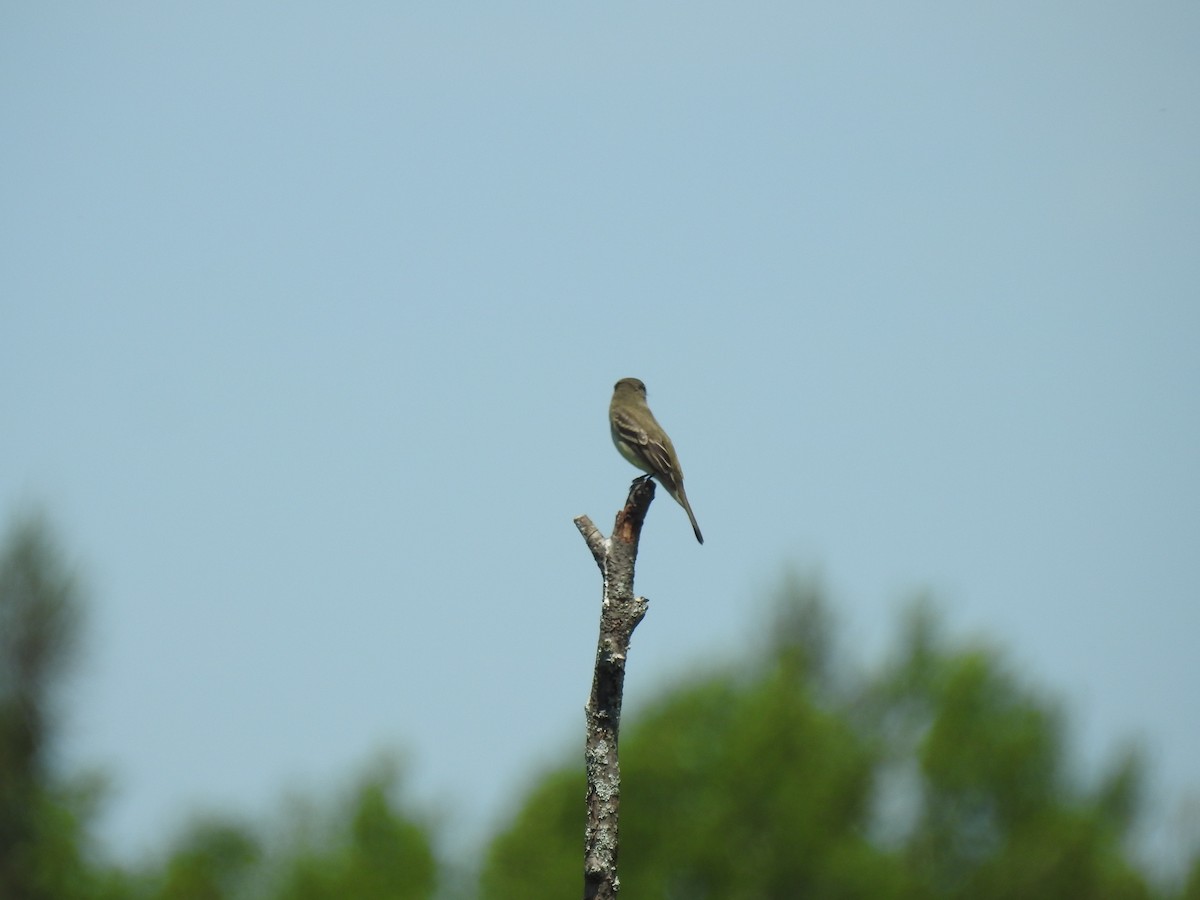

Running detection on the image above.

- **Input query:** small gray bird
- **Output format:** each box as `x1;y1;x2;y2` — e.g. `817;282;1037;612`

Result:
609;377;703;544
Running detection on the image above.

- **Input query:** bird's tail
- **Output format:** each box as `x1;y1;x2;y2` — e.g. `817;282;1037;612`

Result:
672;484;704;545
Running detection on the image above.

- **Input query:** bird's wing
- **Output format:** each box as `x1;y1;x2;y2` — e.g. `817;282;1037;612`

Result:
612;408;682;486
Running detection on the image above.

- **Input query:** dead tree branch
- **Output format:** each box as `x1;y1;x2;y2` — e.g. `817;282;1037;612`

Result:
572;478;655;900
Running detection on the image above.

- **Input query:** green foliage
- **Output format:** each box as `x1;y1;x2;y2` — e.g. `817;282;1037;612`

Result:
270;760;438;900
125;759;439;900
479;581;1180;900
3;513;1196;899
616;670;915;900
141;817;261;900
0;514;102;900
872;604;1156;900
477;768;585;898
0;515;441;900
1182;855;1200;900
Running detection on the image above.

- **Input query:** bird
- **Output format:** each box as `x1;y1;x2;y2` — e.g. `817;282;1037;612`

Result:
609;377;703;544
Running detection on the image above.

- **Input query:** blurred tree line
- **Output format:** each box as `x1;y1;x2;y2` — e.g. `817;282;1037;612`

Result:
2;515;1198;899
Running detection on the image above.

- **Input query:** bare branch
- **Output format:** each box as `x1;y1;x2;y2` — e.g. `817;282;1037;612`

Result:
576;479;655;899
573;515;607;572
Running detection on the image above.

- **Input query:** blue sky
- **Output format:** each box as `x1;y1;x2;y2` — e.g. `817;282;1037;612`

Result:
3;3;1198;872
